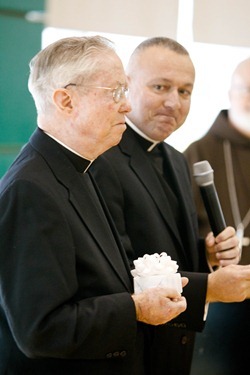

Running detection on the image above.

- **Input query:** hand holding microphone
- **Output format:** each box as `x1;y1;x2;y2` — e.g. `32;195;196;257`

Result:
193;160;240;266
193;160;226;236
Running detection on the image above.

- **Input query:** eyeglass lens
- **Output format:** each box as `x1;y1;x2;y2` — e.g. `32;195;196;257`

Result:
113;85;128;103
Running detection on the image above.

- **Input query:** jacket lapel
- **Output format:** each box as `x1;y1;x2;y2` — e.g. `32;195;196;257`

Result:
120;127;196;269
30;128;132;291
69;172;133;287
162;144;198;269
120;129;183;248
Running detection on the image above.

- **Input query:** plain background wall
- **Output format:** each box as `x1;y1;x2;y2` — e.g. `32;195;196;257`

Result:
1;0;250;177
0;0;45;177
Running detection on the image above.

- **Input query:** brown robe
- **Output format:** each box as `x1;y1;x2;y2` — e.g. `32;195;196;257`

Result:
184;109;250;375
184;109;250;264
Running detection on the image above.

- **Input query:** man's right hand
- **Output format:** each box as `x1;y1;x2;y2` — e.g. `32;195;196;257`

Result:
207;264;250;302
131;277;188;325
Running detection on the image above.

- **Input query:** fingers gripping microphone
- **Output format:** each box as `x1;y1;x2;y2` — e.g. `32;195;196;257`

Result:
193;160;226;236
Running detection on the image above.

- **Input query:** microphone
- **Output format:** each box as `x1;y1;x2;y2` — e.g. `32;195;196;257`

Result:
193;160;226;236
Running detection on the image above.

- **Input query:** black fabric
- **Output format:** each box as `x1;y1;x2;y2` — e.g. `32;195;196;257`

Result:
91;125;210;375
0;127;143;375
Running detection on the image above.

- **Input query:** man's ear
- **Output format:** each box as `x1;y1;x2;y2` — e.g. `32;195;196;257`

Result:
53;88;73;113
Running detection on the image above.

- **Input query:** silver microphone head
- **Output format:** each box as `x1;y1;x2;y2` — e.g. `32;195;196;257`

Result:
193;160;214;186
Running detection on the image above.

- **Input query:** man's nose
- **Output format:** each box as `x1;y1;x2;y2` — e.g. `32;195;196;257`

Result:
120;97;132;113
163;89;181;110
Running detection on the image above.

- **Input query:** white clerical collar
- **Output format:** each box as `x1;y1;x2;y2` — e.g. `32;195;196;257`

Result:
43;130;94;172
125;117;160;151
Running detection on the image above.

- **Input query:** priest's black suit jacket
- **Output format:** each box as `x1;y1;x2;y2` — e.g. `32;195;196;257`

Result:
0;128;146;375
91;125;209;375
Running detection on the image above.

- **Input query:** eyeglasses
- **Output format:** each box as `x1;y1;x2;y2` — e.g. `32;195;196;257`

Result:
63;82;128;103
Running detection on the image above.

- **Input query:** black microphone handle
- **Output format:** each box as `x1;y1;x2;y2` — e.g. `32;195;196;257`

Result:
200;184;226;236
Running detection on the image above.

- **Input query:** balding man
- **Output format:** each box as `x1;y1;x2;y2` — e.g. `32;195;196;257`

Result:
184;57;250;375
185;57;250;265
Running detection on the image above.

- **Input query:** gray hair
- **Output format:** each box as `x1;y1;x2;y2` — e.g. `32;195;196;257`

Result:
28;35;115;113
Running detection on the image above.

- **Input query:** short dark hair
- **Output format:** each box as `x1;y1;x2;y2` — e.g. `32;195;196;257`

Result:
132;36;189;56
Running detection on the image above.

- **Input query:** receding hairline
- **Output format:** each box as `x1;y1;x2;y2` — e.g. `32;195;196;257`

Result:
29;35;115;70
126;37;193;78
130;37;189;58
232;57;250;77
28;35;118;113
126;37;191;75
230;57;250;88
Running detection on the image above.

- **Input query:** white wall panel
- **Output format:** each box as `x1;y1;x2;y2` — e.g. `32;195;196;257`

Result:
193;0;250;47
46;0;179;38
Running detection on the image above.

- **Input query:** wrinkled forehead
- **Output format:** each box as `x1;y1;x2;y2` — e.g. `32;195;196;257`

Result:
95;51;123;72
91;52;127;84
